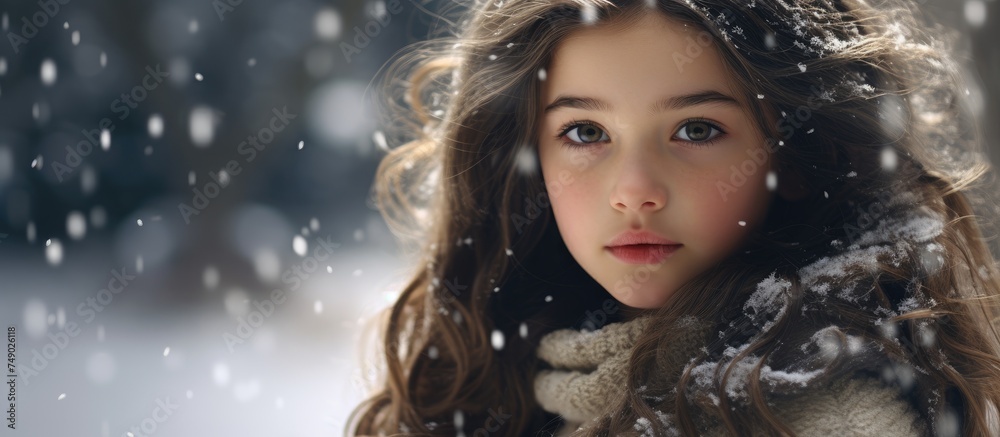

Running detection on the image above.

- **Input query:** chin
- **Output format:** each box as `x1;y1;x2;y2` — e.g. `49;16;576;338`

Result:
614;292;670;311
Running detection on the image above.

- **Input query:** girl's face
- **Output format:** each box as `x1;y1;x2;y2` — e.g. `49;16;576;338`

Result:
536;13;777;310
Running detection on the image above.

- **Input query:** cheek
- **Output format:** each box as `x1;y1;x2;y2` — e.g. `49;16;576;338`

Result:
548;170;600;250
541;148;606;252
682;160;771;251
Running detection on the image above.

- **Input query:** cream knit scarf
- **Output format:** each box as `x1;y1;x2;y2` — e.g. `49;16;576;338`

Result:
533;315;710;434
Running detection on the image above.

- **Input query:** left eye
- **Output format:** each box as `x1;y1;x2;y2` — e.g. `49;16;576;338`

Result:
674;121;723;142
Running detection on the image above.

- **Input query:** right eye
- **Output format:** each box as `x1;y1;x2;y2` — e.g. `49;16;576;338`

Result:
561;123;610;145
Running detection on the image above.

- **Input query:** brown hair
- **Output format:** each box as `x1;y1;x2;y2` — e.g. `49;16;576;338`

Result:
348;1;1000;435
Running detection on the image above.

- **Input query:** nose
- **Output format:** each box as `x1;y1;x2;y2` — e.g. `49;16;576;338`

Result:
609;151;668;213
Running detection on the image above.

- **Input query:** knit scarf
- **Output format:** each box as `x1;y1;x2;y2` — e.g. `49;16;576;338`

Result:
532;315;710;435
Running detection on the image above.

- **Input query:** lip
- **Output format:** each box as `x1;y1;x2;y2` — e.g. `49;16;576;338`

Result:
606;244;681;264
606;230;680;247
605;230;682;265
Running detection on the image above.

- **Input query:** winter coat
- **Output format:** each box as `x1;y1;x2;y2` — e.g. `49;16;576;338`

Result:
533;194;947;436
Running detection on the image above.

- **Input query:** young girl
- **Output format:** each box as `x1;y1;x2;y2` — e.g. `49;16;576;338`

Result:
349;0;1000;435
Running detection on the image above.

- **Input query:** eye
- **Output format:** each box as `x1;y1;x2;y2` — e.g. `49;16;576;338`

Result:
561;122;610;145
674;120;725;145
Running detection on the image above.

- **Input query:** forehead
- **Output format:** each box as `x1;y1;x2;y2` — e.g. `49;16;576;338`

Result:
541;13;737;106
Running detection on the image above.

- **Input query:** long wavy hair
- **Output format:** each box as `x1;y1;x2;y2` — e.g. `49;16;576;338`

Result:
347;0;1000;435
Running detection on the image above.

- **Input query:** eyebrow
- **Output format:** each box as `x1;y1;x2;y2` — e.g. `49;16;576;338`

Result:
543;90;741;115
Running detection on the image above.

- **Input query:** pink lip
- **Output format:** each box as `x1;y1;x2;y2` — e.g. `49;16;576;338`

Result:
606;244;681;264
607;230;680;247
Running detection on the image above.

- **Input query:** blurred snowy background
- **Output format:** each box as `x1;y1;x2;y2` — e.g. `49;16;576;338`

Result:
0;0;995;436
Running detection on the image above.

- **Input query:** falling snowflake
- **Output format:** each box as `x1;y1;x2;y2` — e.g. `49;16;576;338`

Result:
293;235;308;256
881;146;898;171
203;266;220;290
189;106;217;147
515;145;538;175
965;0;987;28
373;130;389;152
148;114;164;138
314;8;342;40
764;33;777;49
580;3;598;24
491;329;505;350
45;238;63;266
766;171;777;191
40;58;57;86
66;211;86;240
101;129;111;150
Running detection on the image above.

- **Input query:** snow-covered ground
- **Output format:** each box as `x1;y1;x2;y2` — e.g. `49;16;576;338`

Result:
1;234;406;436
